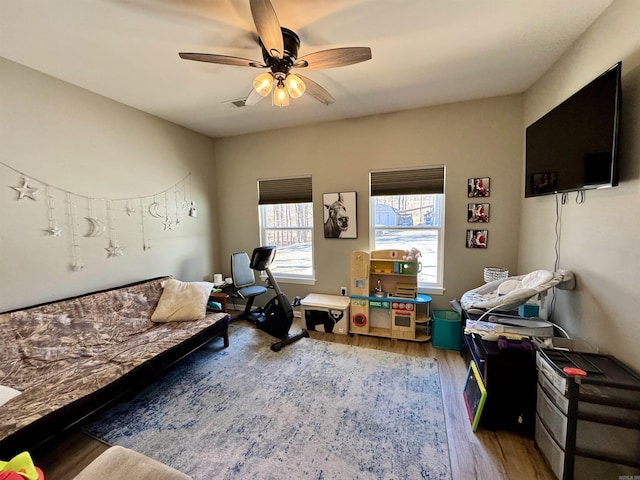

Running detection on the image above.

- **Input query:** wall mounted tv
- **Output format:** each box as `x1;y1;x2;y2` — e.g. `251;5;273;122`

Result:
525;62;621;198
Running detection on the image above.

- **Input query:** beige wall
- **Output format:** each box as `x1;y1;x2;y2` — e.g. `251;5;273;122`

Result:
0;58;220;311
213;95;523;312
520;0;640;368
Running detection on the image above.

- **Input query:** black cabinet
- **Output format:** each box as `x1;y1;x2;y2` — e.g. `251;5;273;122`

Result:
463;334;537;435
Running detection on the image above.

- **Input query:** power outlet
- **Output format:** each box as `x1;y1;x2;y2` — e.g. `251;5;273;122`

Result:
340;286;348;296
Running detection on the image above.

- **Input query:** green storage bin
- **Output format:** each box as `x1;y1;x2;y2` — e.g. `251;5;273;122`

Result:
432;310;461;351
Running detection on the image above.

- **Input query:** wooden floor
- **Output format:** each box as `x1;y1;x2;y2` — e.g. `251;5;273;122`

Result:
31;317;555;480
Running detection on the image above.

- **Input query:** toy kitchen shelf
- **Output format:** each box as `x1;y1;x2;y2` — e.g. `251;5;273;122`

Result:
349;250;432;342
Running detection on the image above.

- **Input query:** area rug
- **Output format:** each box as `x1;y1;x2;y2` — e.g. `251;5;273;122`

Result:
83;324;452;479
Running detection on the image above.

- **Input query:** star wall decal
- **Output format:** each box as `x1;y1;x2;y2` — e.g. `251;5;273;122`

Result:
11;177;39;201
106;240;125;258
162;216;175;231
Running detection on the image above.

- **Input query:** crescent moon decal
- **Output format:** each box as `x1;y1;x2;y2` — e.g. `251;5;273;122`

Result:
84;217;105;237
148;202;163;218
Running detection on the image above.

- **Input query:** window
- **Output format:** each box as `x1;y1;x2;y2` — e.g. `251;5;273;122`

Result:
370;167;445;292
258;176;314;282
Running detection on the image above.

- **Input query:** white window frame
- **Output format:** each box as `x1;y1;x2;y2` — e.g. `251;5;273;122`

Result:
369;167;446;295
257;176;315;285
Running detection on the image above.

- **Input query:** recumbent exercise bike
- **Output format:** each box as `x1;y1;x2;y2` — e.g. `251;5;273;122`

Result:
231;246;308;351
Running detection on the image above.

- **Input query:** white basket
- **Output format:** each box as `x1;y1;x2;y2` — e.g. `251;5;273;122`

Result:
484;267;509;283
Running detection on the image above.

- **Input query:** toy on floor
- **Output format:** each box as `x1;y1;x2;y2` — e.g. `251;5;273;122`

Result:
0;452;44;480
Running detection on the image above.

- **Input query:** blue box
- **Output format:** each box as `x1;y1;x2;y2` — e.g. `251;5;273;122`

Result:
518;304;539;317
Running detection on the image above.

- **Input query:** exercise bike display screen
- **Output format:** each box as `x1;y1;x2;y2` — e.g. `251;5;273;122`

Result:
250;246;276;271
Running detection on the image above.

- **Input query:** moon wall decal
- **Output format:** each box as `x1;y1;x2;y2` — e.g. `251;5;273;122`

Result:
84;217;105;237
148;202;163;218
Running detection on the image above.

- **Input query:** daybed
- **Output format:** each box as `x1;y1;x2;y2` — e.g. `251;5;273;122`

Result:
0;276;230;457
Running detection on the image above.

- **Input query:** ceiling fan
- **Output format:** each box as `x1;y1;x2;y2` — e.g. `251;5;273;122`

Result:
178;0;372;107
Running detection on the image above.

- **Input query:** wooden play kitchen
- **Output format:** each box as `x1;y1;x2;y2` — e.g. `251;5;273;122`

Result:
349;250;431;341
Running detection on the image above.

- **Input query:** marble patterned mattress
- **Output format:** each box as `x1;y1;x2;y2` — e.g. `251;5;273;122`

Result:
0;276;229;451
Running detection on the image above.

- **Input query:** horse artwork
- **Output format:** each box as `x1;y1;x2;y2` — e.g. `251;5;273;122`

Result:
323;192;357;239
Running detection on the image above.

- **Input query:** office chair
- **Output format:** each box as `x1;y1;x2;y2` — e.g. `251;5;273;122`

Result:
230;251;267;321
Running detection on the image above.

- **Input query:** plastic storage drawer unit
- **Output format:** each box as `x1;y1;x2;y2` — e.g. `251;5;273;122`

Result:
535;349;640;479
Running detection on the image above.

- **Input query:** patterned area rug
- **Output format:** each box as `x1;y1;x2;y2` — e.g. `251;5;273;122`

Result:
84;324;452;479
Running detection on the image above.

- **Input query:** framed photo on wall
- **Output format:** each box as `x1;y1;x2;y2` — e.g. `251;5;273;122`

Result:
467;203;490;223
323;191;357;239
468;177;490;197
466;229;488;249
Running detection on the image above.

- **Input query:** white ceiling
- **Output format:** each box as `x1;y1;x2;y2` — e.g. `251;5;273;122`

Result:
0;0;614;138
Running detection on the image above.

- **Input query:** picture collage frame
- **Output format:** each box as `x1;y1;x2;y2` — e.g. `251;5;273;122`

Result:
467;177;490;248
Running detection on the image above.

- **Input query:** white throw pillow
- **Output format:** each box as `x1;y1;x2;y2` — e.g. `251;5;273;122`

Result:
151;279;213;322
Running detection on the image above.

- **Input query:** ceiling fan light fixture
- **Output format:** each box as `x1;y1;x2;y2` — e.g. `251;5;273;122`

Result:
253;72;273;97
179;0;372;108
272;79;290;107
284;73;305;98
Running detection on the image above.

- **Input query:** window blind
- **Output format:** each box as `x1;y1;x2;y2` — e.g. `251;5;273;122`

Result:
370;166;445;196
258;176;312;205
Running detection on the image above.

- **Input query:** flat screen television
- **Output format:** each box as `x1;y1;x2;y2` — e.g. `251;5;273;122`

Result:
525;62;621;198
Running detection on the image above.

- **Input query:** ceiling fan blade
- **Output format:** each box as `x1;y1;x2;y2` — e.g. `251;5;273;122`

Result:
293;47;372;70
244;88;265;106
250;0;284;59
297;74;334;106
179;52;266;68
